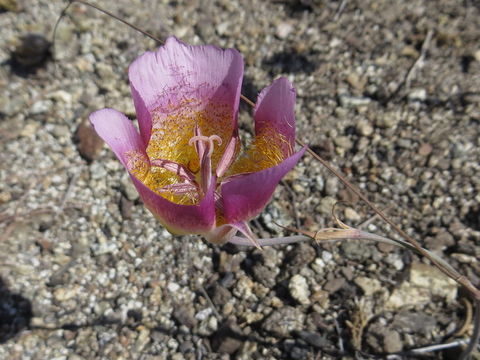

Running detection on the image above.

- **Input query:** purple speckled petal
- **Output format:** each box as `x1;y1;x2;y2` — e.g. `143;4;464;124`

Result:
131;175;216;235
129;36;244;143
254;77;296;156
89;108;146;168
130;85;152;147
221;147;306;224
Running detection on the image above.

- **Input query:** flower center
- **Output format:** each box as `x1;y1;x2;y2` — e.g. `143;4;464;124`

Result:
188;133;222;194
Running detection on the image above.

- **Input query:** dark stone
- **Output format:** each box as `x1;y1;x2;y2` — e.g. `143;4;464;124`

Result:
179;340;195;353
262;306;306;337
284;243;316;270
10;33;51;75
208;284;232;307
392;311;437;334
126;309;142;322
323;278;346;293
252;264;277;288
210;321;243;354
424;230;455;252
340;241;372;262
119;196;133;220
295;330;330;348
173;305;197;328
290;345;310;360
74;120;104;162
463;205;480;231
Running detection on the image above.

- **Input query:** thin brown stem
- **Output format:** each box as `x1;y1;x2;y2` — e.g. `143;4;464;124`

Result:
295;139;480;301
69;1;163;44
240;94;255;107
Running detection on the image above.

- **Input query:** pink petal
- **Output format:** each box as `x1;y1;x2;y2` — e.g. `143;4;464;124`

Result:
131;175;216;235
220;147;306;224
89;108;146;168
254;77;296;156
128;36;244;142
131;85;152;147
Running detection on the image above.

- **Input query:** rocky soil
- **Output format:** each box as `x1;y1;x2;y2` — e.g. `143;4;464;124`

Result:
1;0;479;359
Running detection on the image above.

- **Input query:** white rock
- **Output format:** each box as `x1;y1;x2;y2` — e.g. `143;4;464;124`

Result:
311;258;326;274
49;90;72;104
54;286;80;301
30;100;53;114
321;251;333;263
386;262;457;309
316;196;336;215
356;120;374;136
195;307;212;321
289;274;311;305
167;282;180;292
354;277;382;296
408;88;427;101
344;207;362;222
276;22;293;39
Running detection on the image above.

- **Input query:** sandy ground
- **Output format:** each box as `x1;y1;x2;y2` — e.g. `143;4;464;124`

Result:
1;0;479;359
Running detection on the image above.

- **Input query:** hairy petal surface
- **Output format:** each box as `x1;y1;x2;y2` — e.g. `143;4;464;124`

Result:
128;36;244;146
130;85;152;147
254;77;296;157
89;108;146;168
221;147;306;224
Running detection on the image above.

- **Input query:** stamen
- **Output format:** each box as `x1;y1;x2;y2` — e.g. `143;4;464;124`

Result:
189;133;222;194
150;158;197;185
157;182;199;204
193;124;206;159
157;182;198;194
189;135;222;156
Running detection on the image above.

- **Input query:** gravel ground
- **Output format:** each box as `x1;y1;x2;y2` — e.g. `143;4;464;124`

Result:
1;0;479;359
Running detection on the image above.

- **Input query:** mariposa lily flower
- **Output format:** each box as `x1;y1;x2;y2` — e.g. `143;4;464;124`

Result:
90;36;305;245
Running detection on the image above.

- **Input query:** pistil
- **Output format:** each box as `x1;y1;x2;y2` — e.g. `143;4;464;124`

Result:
189;129;222;194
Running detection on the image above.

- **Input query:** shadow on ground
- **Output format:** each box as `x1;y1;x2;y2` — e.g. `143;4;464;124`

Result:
0;278;33;344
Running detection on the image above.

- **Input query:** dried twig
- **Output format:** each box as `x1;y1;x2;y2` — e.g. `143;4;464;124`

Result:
333;0;349;21
405;29;434;89
388;29;434;100
198;285;221;321
333;318;345;353
346;300;370;352
357;205;393;230
385;337;478;359
454;298;474;338
459;299;480;360
58;168;81;214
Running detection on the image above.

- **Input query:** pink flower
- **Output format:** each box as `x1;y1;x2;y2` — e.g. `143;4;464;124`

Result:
90;37;305;245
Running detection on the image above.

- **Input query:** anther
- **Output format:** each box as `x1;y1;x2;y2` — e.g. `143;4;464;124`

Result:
189;135;222;156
